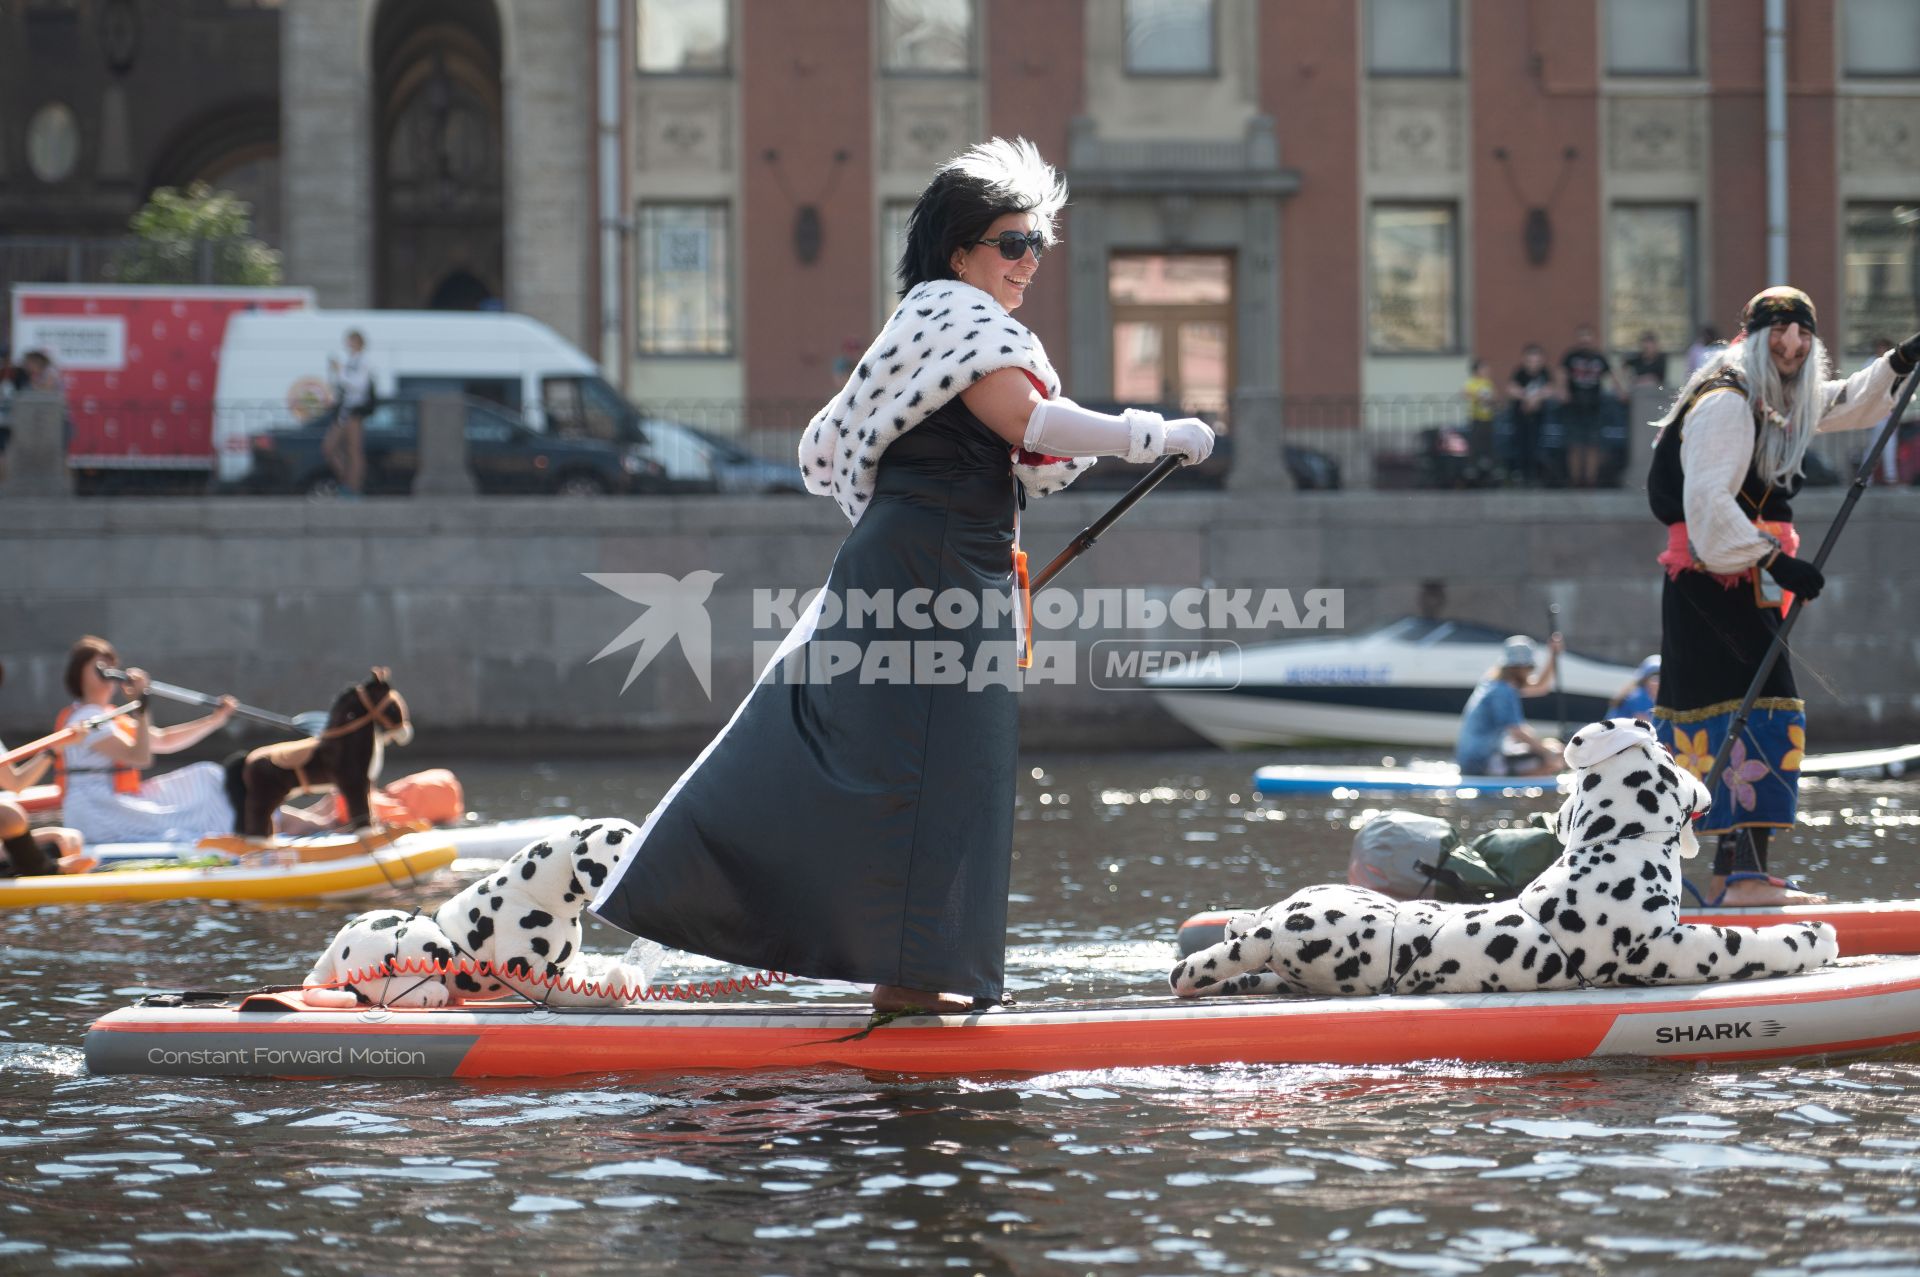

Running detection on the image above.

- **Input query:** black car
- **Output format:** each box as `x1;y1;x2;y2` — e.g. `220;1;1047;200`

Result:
244;397;654;496
635;417;808;494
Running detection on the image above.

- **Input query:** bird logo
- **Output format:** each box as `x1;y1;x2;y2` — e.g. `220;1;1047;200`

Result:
585;571;723;698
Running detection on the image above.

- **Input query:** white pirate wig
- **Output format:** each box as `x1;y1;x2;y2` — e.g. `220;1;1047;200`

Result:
1735;320;1831;486
1652;286;1831;486
896;137;1068;294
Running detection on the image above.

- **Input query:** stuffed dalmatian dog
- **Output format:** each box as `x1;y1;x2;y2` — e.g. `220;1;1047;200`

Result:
300;908;461;1007
1169;718;1837;998
304;819;649;1008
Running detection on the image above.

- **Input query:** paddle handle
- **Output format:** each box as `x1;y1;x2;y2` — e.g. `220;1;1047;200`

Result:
1031;456;1183;592
102;667;302;730
0;702;144;767
1547;602;1566;738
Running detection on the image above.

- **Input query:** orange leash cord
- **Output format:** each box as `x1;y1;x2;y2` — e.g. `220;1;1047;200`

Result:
308;954;790;1005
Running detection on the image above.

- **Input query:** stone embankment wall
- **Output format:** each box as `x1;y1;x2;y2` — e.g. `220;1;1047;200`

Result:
3;487;1916;753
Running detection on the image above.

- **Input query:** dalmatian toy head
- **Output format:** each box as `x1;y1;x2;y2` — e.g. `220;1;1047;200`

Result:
466;818;637;936
432;818;642;1001
303;819;645;1009
1554;717;1711;859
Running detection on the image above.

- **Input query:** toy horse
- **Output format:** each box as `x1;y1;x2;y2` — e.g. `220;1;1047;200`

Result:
225;667;412;836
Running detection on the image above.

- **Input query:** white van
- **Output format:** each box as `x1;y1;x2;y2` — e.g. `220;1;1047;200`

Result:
211;309;645;482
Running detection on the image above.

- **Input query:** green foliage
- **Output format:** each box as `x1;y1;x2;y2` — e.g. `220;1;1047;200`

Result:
113;181;283;286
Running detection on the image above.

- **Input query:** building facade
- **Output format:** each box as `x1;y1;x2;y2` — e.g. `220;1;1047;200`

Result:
0;0;283;272
1;0;599;356
277;0;596;351
5;0;1918;454
622;0;1920;451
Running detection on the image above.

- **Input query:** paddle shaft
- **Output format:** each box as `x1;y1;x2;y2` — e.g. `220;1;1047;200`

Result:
1031;456;1184;591
1547;602;1566;737
101;667;301;730
0;702;145;767
1703;363;1920;797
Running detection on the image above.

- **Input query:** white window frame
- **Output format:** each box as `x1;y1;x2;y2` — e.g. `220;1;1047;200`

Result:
1123;0;1218;78
1367;203;1461;355
1843;0;1920;78
1604;0;1699;77
878;0;977;76
1606;203;1697;354
1843;202;1920;358
635;0;731;75
637;201;734;357
1367;0;1460;77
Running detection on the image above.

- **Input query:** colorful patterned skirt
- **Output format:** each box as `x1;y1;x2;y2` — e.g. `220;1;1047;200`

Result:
1652;562;1805;834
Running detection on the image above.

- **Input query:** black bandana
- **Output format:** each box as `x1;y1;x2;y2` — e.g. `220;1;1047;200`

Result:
1742;286;1818;335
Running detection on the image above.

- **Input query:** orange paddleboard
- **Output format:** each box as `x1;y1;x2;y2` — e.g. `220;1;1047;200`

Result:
86;956;1920;1079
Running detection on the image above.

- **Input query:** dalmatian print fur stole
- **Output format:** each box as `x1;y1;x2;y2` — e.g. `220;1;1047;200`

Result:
799;279;1098;524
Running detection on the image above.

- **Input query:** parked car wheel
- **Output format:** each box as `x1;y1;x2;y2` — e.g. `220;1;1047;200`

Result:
556;471;611;497
304;474;343;499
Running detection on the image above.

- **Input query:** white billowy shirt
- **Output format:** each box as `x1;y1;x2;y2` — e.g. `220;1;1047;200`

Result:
334;351;374;413
1681;355;1899;574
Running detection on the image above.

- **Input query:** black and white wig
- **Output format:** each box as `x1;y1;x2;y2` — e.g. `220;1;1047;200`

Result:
896;136;1068;294
1652;329;1832;486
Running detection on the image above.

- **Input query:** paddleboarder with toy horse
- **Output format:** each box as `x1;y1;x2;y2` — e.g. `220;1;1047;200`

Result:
54;636;239;847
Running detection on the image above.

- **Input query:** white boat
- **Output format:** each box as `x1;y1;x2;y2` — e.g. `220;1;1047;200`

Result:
1147;616;1638;749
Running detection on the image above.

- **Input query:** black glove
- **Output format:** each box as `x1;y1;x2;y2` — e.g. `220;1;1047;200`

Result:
1765;552;1824;601
1891;332;1920;377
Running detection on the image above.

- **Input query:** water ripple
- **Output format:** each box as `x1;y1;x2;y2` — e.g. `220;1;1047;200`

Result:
1;753;1919;1273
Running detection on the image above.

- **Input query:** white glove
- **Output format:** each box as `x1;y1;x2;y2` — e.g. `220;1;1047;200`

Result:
1163;418;1215;465
1023;399;1216;465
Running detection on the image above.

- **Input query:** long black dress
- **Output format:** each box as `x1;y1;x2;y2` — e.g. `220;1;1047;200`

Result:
591;398;1021;1001
1645;372;1802;835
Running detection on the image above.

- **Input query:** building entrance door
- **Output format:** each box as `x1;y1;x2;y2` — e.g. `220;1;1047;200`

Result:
373;0;505;311
1109;253;1234;426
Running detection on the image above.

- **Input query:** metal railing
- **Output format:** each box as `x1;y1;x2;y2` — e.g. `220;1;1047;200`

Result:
1265;391;1919;492
6;390;1915;496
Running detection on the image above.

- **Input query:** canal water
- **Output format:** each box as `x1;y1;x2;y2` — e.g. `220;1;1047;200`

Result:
4;750;1920;1274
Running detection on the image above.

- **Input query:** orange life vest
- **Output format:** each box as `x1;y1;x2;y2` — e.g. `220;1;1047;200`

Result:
329;768;465;827
52;704;143;800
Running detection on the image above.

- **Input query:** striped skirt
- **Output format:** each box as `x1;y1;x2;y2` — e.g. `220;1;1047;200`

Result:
63;762;236;846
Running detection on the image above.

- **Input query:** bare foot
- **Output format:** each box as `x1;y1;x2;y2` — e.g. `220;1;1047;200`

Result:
1707;875;1829;907
871;984;975;1014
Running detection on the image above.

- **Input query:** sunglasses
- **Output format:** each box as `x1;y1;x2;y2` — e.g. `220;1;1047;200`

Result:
973;230;1048;261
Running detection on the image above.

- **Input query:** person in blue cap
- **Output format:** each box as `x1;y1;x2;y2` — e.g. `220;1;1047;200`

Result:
1456;634;1565;777
1608;655;1660;721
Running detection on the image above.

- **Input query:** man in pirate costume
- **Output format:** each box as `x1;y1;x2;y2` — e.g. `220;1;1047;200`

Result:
1649;286;1920;906
591;139;1213;1012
